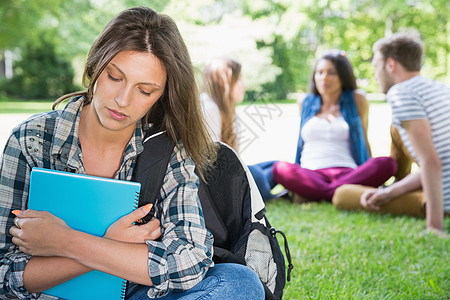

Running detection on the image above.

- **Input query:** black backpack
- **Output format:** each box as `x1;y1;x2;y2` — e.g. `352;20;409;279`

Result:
133;129;293;299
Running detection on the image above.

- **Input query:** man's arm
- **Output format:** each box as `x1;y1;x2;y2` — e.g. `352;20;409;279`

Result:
402;119;443;231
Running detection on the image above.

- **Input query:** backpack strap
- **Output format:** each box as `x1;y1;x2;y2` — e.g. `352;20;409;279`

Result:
134;132;231;254
133;128;175;224
266;217;294;282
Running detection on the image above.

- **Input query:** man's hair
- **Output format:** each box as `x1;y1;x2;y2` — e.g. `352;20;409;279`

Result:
373;31;424;71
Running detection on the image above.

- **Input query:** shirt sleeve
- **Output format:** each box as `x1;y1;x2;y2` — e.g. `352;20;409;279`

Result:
0;132;39;299
144;142;214;298
388;85;427;127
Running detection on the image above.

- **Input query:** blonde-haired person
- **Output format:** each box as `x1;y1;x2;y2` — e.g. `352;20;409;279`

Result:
334;32;450;232
1;7;264;299
200;57;280;201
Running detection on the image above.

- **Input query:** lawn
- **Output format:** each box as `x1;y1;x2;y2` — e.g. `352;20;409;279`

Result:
1;100;449;299
266;199;450;299
0;101;54;114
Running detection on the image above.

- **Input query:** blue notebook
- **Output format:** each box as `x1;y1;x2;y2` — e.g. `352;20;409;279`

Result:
27;167;141;300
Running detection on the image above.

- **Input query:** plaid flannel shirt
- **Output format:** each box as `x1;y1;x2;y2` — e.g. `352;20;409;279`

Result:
0;97;213;299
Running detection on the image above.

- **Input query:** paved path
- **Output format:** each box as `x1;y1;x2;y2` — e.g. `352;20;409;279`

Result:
0;103;392;163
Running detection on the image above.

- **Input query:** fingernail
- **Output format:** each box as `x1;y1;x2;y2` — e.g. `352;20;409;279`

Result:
143;203;153;213
12;210;21;216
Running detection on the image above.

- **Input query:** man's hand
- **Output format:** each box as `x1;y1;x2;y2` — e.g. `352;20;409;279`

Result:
360;187;392;210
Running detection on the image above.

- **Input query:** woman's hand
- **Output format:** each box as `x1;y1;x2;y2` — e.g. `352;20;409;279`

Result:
104;204;161;243
9;210;72;257
360;187;392;210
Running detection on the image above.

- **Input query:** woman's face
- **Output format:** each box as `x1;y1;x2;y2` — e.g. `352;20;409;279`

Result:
231;74;245;104
90;50;167;133
314;59;342;96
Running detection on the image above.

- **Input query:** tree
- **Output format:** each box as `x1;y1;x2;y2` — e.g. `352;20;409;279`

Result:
241;0;450;97
1;0;448;100
5;35;76;99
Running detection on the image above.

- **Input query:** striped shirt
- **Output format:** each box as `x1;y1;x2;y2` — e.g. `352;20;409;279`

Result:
387;75;450;212
0;97;213;299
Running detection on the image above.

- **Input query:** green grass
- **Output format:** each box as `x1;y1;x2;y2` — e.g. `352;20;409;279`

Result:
1;100;449;299
266;199;450;299
0;101;54;114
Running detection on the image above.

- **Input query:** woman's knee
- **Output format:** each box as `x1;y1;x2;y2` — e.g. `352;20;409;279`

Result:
272;161;291;182
372;156;398;175
208;263;265;299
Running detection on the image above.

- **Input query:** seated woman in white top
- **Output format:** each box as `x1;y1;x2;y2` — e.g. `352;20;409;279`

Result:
272;50;397;203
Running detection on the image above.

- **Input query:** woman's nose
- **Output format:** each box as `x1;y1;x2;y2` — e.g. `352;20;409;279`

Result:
114;89;132;107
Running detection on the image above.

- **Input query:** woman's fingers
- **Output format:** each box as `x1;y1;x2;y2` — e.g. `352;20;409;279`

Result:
139;218;162;241
105;204;161;243
116;204;153;226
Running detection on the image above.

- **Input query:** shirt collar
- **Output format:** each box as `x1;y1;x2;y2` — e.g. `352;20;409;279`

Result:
50;97;84;169
50;96;145;170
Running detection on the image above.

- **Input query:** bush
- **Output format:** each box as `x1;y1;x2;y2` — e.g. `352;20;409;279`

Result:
4;38;76;100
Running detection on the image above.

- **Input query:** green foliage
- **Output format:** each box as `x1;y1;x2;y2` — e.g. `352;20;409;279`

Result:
1;0;449;100
242;0;450;95
259;35;294;99
4;36;76;100
124;0;170;13
0;0;69;50
266;199;450;299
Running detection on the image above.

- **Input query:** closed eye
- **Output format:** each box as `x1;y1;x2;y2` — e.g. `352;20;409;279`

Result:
139;89;151;96
107;73;121;82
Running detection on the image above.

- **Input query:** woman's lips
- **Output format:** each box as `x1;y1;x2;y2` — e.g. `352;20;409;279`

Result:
108;108;128;121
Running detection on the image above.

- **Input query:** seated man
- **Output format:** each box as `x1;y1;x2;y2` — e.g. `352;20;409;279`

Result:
333;32;450;232
333;125;425;217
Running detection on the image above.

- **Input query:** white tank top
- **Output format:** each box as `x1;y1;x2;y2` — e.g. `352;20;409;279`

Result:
300;116;357;170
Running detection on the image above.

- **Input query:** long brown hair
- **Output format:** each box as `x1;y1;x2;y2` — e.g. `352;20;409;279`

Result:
202;58;242;150
53;6;217;173
309;50;357;95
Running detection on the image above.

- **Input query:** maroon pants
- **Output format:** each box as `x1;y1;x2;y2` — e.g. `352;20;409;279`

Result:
272;157;397;201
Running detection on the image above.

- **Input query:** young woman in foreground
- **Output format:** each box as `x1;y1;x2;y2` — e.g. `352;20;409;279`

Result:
0;7;264;299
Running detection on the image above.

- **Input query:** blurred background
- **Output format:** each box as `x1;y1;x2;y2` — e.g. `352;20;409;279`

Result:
1;0;449;102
